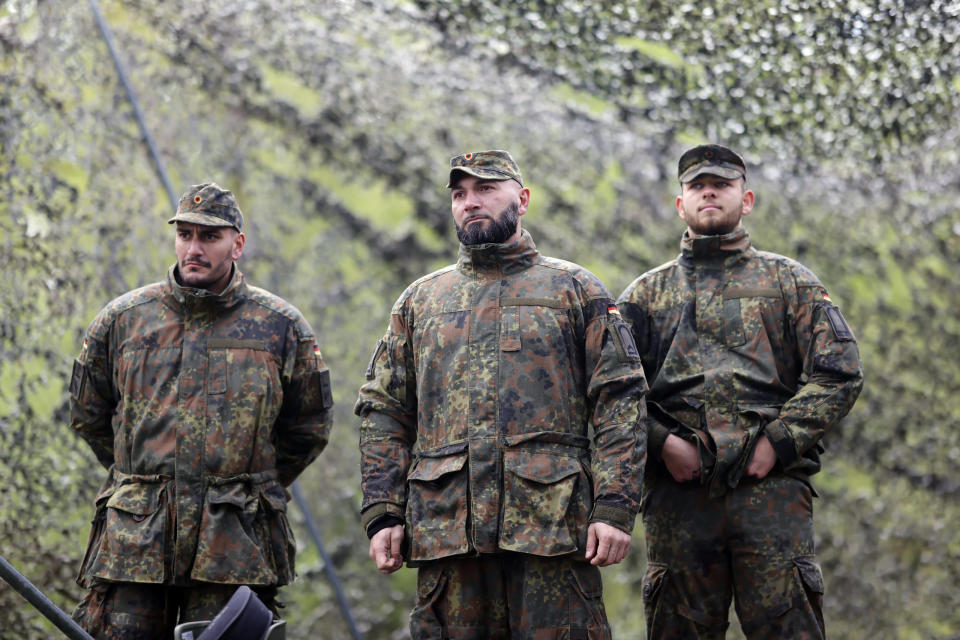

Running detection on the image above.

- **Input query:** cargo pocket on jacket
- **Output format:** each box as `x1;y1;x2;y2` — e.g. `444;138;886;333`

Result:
406;452;470;561
498;450;585;556
191;482;274;584
257;483;297;584
76;484;115;587
87;482;167;583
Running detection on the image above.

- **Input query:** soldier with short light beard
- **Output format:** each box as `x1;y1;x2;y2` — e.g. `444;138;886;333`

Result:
618;145;864;640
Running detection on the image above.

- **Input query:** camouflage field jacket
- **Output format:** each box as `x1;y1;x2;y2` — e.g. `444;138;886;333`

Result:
356;230;647;563
70;265;333;587
617;227;863;497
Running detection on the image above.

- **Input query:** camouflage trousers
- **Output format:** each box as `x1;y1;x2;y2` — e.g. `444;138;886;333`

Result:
410;553;612;639
641;473;825;640
71;580;280;640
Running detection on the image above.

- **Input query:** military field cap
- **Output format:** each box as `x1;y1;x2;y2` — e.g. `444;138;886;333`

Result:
678;144;746;183
447;150;523;188
168;182;243;231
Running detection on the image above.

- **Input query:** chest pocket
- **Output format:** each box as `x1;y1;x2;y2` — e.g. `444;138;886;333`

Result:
499;297;572;354
722;287;782;348
207;339;270;395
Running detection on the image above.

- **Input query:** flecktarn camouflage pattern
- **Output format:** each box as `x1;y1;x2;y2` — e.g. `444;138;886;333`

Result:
617;226;862;495
642;475;824;639
70;265;332;589
677;144;747;184
168;182;244;231
71;581;280;640
410;554;611;639
446;149;523;187
617;226;863;638
356;229;647;563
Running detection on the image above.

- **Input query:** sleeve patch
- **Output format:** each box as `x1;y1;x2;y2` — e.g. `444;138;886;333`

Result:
606;314;641;363
70;359;86;399
824;306;854;341
617;323;641;360
318;368;334;409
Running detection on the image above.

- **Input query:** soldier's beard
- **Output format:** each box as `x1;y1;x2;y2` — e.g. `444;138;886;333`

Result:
456;202;520;245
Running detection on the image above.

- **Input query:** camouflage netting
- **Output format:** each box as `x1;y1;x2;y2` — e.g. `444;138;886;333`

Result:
1;1;959;637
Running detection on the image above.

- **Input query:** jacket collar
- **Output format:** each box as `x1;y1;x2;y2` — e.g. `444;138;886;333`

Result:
167;263;246;309
457;229;540;277
680;225;752;261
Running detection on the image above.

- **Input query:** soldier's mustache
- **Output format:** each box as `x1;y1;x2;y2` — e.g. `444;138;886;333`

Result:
182;258;211;268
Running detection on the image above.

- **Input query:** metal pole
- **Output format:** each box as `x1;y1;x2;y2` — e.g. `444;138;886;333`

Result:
87;0;178;210
291;481;364;640
0;554;96;640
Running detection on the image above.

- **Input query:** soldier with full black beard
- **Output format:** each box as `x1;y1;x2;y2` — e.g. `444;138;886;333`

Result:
357;150;647;638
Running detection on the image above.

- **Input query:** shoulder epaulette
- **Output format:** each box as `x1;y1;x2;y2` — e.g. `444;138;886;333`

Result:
245;285;314;339
90;281;166;338
536;255;612;300
392;264;458;314
754;251;824;289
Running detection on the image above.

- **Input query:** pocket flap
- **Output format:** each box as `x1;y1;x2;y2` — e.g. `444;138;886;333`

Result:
260;484;288;512
569;564;603;598
408;453;468;482
642;562;669;601
739;404;781;421
205;483;251;509
94;484;116;508
105;483;163;516
504;450;581;484
794;556;825;594
416;564;448;600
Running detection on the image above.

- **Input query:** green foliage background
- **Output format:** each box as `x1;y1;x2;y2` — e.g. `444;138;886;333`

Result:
1;1;958;638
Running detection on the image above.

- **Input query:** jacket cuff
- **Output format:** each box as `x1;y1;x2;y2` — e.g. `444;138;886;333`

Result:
647;418;670;462
360;502;404;533
366;514;404;539
589;503;636;534
764;419;800;468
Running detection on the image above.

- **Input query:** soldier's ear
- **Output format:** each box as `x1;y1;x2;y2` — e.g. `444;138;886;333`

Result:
232;231;245;260
740;189;755;218
675;195;686;222
517;187;531;216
